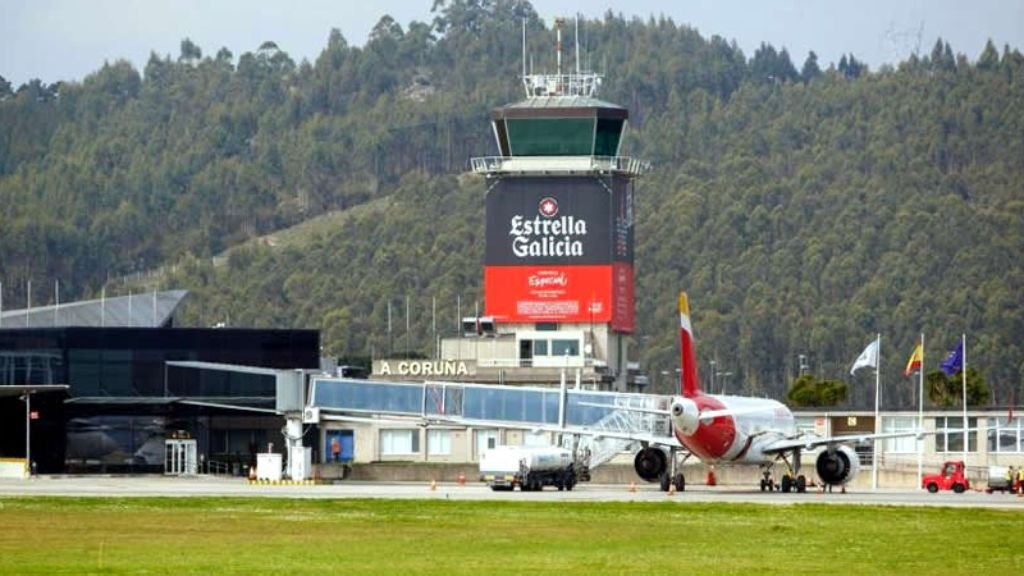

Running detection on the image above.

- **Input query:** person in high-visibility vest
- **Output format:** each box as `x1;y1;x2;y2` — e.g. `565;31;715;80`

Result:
1017;467;1024;494
1007;467;1015;493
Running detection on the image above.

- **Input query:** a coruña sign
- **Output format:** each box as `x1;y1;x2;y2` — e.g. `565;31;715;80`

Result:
374;359;475;377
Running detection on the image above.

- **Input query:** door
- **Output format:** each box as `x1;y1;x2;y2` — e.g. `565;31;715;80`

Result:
519;340;533;367
325;430;355;463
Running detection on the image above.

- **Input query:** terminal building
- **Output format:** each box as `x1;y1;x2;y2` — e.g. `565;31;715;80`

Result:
0;291;318;474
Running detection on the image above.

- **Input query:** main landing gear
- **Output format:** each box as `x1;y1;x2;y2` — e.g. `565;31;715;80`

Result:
762;451;808;493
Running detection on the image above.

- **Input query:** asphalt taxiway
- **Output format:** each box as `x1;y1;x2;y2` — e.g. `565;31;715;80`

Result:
0;476;1022;509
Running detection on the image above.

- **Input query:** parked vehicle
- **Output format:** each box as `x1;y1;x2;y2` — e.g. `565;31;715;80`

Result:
922;461;970;493
479;445;580;491
984;466;1016;493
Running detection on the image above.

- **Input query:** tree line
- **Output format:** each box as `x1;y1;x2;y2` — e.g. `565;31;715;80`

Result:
1;0;1022;409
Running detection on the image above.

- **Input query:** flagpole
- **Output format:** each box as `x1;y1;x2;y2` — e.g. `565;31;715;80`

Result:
961;333;967;464
917;332;924;490
872;333;880;492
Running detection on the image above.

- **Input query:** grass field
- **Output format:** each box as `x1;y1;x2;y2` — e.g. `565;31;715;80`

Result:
0;497;1019;575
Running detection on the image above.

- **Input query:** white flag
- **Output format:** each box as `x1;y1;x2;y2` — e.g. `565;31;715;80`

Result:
850;338;880;375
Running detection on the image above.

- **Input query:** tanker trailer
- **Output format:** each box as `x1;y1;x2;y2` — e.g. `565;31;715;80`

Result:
479;445;579;492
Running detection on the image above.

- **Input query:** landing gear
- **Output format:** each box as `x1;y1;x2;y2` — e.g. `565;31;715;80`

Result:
775;451;808;494
659;448;689;492
759;468;775;492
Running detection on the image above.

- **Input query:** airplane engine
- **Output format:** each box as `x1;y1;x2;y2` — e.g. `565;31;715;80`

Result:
815;445;860;486
633;447;668;482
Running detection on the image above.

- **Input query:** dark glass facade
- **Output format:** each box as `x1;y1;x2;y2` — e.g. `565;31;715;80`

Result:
0;327;319;473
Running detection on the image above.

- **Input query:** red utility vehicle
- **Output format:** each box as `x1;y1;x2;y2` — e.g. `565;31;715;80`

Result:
922;461;970;493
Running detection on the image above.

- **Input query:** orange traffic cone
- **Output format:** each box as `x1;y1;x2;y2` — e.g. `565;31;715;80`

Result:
457;473;466;486
706;465;717;486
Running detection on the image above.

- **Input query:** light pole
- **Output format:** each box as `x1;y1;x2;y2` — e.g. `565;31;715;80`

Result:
798;354;808;376
709;360;716;393
716;371;733;395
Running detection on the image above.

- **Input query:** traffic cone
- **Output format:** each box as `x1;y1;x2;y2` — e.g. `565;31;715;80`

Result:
667;483;676;496
457;473;466;486
430;479;437;491
706;465;717;486
628;481;636;493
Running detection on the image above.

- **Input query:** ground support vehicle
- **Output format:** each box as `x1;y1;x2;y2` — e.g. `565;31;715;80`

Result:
922;460;970;493
984;466;1017;493
479;446;581;492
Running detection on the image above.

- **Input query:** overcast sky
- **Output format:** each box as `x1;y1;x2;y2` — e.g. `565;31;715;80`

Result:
3;0;1022;87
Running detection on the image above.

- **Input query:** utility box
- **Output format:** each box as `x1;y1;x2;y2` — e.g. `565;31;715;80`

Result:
256;453;283;481
289;447;312;481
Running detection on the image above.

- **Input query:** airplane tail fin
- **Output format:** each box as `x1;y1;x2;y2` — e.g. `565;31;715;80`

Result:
679;292;701;398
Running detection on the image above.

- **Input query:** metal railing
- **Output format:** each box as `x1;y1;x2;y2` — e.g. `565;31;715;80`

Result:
470;156;651;176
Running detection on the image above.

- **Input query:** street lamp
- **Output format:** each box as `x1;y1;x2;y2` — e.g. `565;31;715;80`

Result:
715;371;733;395
798;354;808;376
709;359;717;392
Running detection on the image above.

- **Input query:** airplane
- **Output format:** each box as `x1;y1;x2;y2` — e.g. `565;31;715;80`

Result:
617;291;875;493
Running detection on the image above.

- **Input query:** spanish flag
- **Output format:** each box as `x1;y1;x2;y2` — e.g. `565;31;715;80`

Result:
903;343;923;377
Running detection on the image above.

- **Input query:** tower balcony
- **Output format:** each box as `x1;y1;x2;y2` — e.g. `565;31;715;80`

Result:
470;155;650;177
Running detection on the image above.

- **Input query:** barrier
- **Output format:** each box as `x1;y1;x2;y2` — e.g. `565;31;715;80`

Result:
0;459;27;479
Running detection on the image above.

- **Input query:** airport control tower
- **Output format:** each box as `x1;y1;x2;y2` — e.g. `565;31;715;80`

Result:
459;21;649;391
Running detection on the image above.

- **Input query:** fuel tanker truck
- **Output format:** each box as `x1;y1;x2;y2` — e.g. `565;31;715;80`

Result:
479;445;582;491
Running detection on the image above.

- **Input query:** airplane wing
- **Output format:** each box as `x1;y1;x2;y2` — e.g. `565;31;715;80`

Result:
761;429;934;455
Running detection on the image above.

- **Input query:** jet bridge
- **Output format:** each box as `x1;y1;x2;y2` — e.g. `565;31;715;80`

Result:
307;376;671;469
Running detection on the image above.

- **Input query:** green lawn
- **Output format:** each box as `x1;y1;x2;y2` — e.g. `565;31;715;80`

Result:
0;497;1018;575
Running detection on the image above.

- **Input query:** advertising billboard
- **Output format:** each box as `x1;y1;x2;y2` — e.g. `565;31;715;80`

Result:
484;176;635;332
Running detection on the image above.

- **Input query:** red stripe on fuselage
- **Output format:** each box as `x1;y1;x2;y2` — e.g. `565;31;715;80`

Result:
674;394;737;461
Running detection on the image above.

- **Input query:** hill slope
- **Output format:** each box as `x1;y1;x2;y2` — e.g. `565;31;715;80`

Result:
1;3;1022;405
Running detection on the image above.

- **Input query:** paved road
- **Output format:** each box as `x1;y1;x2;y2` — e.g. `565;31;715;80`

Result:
0;476;1022;509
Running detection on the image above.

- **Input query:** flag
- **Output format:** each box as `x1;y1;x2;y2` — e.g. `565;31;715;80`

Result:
940;341;963;376
903;343;923;377
850;338;880;375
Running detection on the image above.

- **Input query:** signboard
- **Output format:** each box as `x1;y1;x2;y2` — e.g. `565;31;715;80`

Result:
374;359;475;378
484;175;635;332
485;264;634;332
485;176;633;266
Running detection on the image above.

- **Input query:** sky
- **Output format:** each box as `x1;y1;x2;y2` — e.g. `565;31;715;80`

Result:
2;0;1023;87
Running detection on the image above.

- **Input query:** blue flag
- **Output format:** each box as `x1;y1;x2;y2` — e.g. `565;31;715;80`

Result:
940;341;963;376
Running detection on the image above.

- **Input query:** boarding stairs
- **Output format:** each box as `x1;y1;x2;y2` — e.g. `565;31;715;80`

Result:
565;395;670;471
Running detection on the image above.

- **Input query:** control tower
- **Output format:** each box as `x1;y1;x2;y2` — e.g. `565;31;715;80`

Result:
375;20;648;391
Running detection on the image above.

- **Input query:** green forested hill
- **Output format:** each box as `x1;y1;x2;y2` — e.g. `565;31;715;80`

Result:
1;1;1022;407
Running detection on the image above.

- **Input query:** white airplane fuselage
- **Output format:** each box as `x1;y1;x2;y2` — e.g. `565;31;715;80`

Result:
672;393;797;465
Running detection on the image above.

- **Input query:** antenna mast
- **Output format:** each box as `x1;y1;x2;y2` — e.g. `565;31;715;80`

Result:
521;16;602;99
575;14;580;75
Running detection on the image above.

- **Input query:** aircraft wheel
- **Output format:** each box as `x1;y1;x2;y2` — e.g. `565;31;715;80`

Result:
760;479;766;492
659;472;671;492
781;475;793;493
673;473;686;492
796;475;807;493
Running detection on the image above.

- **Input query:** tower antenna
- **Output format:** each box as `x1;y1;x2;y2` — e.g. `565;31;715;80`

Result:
522;18;527;80
575;14;580;75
